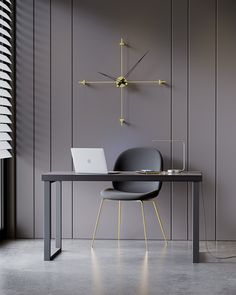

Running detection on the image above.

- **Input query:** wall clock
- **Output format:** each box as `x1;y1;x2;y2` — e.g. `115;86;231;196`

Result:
79;38;166;126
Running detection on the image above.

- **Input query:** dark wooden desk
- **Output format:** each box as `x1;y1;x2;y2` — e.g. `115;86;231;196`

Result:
42;171;202;262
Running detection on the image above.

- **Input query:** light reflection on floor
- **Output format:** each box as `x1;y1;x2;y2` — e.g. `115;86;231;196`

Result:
90;242;168;295
91;249;103;295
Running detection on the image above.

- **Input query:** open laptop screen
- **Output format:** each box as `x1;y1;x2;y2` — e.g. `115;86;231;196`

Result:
71;148;108;173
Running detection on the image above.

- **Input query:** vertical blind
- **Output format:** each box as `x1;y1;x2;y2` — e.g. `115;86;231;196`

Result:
0;0;13;159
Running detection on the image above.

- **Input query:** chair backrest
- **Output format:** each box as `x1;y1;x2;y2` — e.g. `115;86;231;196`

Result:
113;147;163;193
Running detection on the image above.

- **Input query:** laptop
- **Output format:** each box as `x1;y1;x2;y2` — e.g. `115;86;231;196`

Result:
71;148;118;174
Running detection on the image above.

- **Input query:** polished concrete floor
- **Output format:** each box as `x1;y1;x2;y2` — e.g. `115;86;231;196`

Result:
0;240;236;295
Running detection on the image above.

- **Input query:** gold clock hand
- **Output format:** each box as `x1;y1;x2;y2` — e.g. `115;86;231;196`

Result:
125;51;149;78
98;71;117;81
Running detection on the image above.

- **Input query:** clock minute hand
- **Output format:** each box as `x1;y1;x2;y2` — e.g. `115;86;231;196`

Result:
98;71;117;81
124;51;149;78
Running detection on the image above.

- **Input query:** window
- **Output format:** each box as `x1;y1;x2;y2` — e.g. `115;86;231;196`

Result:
0;0;14;237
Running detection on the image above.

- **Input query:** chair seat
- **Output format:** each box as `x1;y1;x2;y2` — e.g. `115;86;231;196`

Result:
91;148;167;249
100;188;160;201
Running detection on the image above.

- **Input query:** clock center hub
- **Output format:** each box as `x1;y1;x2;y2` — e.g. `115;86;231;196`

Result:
116;76;128;88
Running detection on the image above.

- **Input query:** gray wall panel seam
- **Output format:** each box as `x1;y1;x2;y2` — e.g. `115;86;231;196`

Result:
33;0;35;239
215;0;218;241
12;0;17;238
71;0;73;239
15;0;18;237
170;0;173;240
50;0;52;173
187;0;190;240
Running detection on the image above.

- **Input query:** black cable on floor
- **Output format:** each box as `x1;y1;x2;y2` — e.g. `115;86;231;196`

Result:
201;182;236;260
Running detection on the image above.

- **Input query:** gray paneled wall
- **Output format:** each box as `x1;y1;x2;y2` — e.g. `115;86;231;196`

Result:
16;0;236;240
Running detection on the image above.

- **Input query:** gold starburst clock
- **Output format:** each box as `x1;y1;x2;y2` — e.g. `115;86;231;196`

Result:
79;38;166;126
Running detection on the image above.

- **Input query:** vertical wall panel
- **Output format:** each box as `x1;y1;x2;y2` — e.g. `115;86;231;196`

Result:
188;0;216;240
172;0;188;240
217;0;236;240
72;0;171;239
51;0;72;238
16;0;34;238
34;0;51;238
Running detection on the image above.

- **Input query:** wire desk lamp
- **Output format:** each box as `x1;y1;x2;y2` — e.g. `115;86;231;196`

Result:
152;139;186;174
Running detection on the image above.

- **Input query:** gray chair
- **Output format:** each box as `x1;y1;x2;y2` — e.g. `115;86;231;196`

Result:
91;147;167;250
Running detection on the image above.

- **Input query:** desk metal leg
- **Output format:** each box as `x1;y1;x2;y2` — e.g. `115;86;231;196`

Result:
44;181;62;261
44;181;51;261
192;182;200;263
56;181;62;249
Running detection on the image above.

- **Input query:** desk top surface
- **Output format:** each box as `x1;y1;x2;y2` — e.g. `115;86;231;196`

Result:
42;171;202;182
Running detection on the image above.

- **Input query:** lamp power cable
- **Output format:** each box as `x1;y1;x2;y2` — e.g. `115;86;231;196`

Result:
201;182;236;260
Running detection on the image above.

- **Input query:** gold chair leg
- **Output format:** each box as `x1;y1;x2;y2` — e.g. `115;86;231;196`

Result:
91;199;105;248
140;201;148;251
152;200;168;245
118;201;121;241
